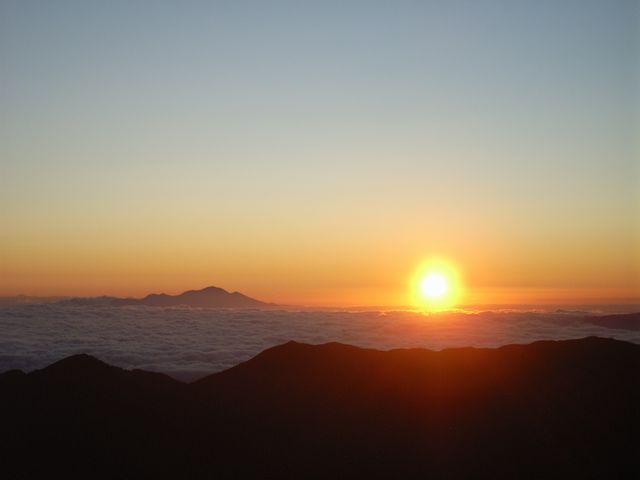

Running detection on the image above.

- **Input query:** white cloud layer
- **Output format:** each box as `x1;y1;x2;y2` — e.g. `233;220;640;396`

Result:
1;305;638;381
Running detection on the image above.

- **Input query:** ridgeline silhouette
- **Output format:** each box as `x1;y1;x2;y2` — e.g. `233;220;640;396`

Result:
1;337;638;479
57;285;272;308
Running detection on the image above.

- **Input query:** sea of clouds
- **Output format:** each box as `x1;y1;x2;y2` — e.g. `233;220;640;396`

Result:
1;304;638;381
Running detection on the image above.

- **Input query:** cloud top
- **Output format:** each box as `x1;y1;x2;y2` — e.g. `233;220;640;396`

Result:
1;305;638;381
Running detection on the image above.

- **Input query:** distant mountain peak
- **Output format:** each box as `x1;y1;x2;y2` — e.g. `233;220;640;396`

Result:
140;286;270;307
201;286;228;293
57;285;274;308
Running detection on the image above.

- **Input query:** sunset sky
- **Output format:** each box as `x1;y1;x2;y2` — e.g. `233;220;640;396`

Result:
1;1;638;306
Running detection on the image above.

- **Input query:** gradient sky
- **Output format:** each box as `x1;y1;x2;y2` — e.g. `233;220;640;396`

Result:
1;0;638;305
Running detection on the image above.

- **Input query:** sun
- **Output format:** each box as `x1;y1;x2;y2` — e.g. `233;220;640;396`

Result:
410;258;463;311
420;272;448;299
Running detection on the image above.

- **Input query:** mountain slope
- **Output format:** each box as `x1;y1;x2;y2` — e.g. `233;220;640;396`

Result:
1;338;638;479
139;286;269;307
57;285;272;308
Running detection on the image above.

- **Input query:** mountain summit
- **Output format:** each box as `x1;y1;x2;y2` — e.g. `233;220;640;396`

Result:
58;286;272;308
139;286;270;308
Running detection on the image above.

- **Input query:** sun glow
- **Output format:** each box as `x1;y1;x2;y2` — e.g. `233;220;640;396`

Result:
411;258;463;311
420;273;448;298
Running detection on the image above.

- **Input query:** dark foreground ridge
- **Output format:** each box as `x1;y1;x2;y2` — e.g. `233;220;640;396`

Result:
1;337;638;479
56;285;272;308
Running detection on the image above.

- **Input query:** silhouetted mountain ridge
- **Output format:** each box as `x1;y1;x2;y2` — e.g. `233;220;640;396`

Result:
1;337;638;479
56;285;272;308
